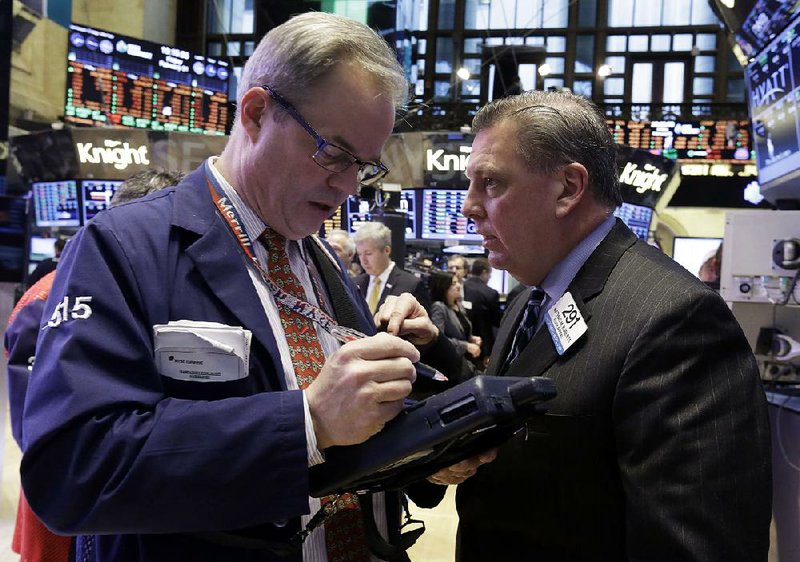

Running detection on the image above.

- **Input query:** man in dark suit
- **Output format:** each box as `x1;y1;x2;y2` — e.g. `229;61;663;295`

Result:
429;90;772;560
462;257;500;365
353;221;431;313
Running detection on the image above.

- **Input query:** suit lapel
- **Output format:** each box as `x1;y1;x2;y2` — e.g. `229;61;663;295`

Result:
172;168;286;390
489;220;637;378
379;266;400;308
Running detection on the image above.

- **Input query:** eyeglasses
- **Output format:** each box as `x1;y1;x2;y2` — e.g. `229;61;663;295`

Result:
261;85;389;187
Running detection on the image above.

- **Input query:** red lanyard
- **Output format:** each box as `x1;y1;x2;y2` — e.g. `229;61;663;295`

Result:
205;170;365;344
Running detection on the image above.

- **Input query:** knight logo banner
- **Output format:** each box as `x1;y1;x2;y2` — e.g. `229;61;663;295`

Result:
422;133;474;188
615;145;678;208
10;129;227;182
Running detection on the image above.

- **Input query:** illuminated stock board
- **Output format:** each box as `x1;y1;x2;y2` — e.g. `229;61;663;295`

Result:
65;23;229;135
607;119;753;162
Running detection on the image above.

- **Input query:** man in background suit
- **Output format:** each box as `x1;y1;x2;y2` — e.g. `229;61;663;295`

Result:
354;221;431;313
462;257;500;366
430;90;771;560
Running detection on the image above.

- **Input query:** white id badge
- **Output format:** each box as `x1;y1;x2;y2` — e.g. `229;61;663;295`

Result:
154;321;252;382
157;349;245;382
544;292;588;356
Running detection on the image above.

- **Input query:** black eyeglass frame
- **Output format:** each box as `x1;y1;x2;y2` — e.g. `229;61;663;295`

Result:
260;84;389;186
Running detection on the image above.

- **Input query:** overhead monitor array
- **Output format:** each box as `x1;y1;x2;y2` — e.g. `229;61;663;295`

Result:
65;23;229;135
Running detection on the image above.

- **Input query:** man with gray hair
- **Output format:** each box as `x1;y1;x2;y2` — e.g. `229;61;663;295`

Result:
21;12;459;562
428;90;771;560
324;228;356;272
353;221;431;314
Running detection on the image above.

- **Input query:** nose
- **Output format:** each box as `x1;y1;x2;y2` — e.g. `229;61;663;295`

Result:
327;166;360;198
461;183;484;221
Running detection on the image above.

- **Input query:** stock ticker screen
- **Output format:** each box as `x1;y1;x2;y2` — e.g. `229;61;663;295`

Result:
746;12;800;189
612;202;653;240
32;180;81;228
82;179;123;224
421;189;480;242
65;24;229;135
606;118;752;161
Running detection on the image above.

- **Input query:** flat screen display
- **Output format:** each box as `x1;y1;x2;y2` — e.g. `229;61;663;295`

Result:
32;180;80;227
672;237;723;279
0;196;30;283
607;118;752;162
82;179;123;223
746;11;800;191
28;235;57;274
344;191;418;240
613;202;653;240
421;189;480;242
65;23;229;135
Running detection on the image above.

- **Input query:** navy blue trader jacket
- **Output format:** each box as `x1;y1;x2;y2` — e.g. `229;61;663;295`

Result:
20;164;421;562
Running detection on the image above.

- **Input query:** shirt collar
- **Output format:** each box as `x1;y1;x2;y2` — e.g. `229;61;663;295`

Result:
207;157;305;258
540;214;616;302
373;262;395;286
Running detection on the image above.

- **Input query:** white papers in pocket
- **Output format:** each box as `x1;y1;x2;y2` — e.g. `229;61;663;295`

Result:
153;320;252;383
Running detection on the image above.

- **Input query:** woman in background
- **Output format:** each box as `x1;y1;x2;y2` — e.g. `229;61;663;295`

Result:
429;270;482;361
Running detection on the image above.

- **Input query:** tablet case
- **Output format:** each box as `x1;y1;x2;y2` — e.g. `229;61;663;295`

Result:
309;375;557;497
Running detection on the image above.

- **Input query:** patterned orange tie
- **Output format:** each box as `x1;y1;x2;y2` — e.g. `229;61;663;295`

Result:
260;228;371;562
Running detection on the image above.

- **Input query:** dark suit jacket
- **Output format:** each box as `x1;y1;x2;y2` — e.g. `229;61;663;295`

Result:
355;265;431;312
463;276;500;356
455;220;772;561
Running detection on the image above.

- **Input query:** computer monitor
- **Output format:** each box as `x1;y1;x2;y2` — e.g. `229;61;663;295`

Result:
672;237;723;280
344;191;418;240
487;268;508;294
32;180;80;228
28;235;59;274
421;189;480;242
613;202;653;240
82;179;123;224
0;196;30;283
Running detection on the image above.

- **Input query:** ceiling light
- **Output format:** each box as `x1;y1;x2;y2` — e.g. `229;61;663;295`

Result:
456;67;471;80
538;63;552;77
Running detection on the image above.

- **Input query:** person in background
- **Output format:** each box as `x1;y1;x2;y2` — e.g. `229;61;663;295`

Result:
27;237;67;287
324;228;356;275
427;89;771;560
447;254;468;290
428;270;481;362
697;242;723;289
462;257;500;368
354;221;431;313
4;168;185;562
20;13;460;562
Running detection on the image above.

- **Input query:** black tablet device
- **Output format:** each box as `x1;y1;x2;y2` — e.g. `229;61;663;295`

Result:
309;375;557;497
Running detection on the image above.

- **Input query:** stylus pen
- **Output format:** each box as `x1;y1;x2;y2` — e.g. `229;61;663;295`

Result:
330;325;448;381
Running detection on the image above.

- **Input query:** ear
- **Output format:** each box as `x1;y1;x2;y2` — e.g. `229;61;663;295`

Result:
237;86;270;142
554;162;589;219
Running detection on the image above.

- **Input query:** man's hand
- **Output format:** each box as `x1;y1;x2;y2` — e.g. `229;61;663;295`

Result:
426;450;498;485
375;293;439;346
306;333;418;449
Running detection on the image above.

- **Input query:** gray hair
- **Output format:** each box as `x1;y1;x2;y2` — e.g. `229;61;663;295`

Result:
237;12;408;111
472;90;621;208
326;228;355;258
111;169;185;206
353;221;392;248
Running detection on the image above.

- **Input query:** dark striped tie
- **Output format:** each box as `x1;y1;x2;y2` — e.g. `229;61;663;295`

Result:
502;288;545;374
